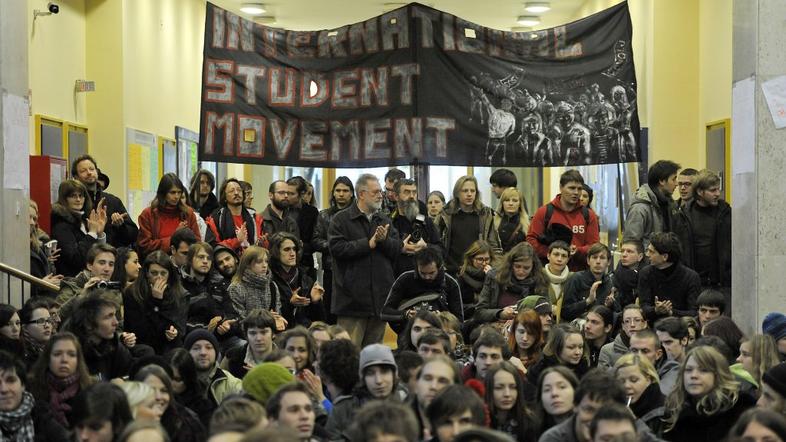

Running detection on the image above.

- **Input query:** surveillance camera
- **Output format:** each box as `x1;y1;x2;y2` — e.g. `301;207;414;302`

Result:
47;2;59;14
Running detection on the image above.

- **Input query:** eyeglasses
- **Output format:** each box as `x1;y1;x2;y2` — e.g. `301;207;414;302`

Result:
473;256;491;263
27;318;52;326
623;318;644;325
677;182;693;188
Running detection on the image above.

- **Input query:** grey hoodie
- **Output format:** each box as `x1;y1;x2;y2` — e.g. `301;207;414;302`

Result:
623;184;675;248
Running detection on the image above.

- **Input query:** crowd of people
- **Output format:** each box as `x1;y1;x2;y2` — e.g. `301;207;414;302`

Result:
11;153;782;442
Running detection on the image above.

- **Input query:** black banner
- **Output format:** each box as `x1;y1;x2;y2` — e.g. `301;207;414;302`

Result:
199;2;640;167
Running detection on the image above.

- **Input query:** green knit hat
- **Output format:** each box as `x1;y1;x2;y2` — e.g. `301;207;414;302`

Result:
242;363;294;405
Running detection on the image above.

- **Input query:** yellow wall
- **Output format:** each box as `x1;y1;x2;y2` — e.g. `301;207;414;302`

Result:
123;0;204;140
699;0;732;160
27;0;87;154
85;0;124;196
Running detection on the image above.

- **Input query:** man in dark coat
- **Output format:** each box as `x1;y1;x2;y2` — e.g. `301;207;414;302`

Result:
188;169;220;220
328;173;400;348
672;169;731;297
312;176;355;324
381;246;463;333
389;178;444;276
71;155;139;248
638;232;701;321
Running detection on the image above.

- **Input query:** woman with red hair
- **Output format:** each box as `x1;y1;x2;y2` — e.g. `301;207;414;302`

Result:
508;309;544;369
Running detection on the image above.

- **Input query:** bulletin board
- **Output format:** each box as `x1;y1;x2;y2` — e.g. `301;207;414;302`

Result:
65;123;89;170
159;136;177;175
35;115;64;158
126;128;160;221
175;126;199;189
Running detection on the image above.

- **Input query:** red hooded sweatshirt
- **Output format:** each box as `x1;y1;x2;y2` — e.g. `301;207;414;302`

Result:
526;194;600;271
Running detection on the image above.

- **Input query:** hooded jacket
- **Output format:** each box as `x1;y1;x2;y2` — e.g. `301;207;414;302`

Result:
526;195;600;271
49;203;103;277
672;199;732;287
598;333;629;370
328;203;401;317
180;267;232;331
623;184;677;248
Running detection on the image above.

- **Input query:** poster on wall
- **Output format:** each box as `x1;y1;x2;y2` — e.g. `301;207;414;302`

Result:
199;1;640;168
126;128;160;221
176;126;200;187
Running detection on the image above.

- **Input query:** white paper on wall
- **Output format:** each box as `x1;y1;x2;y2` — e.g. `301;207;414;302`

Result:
1;92;30;191
762;75;786;129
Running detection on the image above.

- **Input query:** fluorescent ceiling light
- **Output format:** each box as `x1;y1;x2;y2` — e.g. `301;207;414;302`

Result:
510;26;533;32
524;2;551;13
253;16;276;25
517;16;541;27
240;2;266;15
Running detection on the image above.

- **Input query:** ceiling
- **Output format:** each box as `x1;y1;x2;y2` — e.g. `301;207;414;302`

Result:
211;0;589;32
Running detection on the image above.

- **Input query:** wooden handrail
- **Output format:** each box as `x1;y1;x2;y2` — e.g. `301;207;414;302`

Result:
0;262;59;292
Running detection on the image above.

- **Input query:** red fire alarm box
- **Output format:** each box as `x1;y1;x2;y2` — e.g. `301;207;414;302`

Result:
30;156;68;234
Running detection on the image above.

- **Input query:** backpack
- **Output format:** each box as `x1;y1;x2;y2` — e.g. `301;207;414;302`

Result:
537;203;591;246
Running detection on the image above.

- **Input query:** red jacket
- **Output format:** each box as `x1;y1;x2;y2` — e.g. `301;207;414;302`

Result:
137;205;201;256
204;209;266;253
526;195;600;271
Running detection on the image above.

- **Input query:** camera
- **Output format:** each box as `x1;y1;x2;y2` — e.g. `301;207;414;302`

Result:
408;214;427;244
48;2;59;14
96;280;121;290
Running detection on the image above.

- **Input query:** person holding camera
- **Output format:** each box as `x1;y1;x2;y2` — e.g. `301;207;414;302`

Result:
390;178;444;276
526;169;599;271
56;243;124;320
381;246;463;333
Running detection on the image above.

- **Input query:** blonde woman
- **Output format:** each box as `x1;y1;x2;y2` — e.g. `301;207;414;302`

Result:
614;353;665;435
663;346;756;442
735;334;781;393
495;188;530;253
227;246;281;321
119;381;163;421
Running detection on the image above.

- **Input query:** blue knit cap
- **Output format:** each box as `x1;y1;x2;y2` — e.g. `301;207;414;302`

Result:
763;312;786;341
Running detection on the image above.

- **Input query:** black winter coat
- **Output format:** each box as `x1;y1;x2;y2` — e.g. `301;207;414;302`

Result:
672;199;732;287
328;204;400;317
637;263;701;321
389;209;444;275
86;188;139;249
381;269;464;323
30;400;69;442
49;203;98;277
271;263;325;327
180;268;233;331
81;334;133;381
123;290;187;354
312;205;345;271
162;401;207;442
663;391;755;442
290;205;319;273
562;270;620;321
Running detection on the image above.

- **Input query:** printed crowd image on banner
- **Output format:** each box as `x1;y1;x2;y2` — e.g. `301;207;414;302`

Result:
199;1;640;168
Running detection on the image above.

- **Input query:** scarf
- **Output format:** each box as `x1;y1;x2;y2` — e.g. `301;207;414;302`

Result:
20;329;44;364
212;206;256;244
543;265;570;303
0;391;35;442
272;265;299;291
46;372;80;427
460;267;486;292
505;277;537;297
241;270;274;311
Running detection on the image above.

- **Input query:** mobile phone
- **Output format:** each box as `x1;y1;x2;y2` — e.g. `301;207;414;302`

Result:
44;240;57;254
